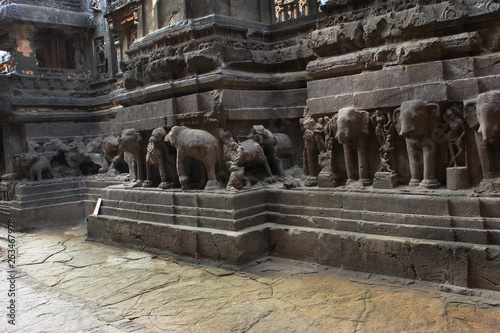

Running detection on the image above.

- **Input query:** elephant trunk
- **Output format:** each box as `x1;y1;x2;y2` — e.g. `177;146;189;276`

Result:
478;124;499;141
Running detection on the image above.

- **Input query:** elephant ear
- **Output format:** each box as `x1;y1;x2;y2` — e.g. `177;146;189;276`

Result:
427;103;441;128
393;108;402;135
359;110;370;135
464;99;479;130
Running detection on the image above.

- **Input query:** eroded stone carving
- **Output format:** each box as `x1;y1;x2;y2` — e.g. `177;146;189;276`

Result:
318;115;338;187
119;129;145;187
16;142;57;181
465;91;500;180
443;106;466;168
302;116;319;186
144;127;175;189
165;126;221;191
394;100;441;189
252;125;285;178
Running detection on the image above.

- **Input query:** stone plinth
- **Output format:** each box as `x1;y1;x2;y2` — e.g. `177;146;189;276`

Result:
87;185;500;291
447;167;470;190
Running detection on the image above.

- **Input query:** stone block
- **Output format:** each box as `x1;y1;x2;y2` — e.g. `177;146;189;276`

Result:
447;78;480;102
443;57;475;80
409;241;468;287
480;198;500;218
373;172;399;189
468;246;500;291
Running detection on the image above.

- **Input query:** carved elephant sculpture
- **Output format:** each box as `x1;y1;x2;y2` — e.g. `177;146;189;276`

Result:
394;100;441;188
236;138;273;178
465;90;500;179
335;107;371;186
165;126;221;190
144;127;175;189
119;129;145;186
252;125;284;177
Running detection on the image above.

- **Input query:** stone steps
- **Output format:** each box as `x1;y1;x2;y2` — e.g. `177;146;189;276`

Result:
87;215;269;265
87;186;500;291
268;211;499;245
266;189;500;245
95;187;268;231
92;187;500;247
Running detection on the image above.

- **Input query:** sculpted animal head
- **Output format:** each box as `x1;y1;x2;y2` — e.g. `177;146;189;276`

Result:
335;107;370;144
465;91;500;141
119;129;142;153
165;126;184;147
150;127;167;143
102;135;120;155
393;100;440;139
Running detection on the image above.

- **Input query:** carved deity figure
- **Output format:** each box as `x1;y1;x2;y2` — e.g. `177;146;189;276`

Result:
302;116;318;178
372;110;396;174
443;107;466;167
371;110;388;147
314;117;326;154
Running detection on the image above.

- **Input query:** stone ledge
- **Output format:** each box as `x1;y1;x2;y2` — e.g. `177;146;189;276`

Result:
0;4;94;28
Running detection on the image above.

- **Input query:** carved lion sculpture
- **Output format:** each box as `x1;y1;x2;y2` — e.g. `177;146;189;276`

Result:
165;126;222;190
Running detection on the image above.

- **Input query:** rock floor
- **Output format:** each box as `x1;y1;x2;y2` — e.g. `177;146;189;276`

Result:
1;222;500;332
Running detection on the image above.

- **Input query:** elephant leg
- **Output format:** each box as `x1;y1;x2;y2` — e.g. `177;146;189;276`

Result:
343;144;356;183
421;140;440;189
176;153;189;190
130;160;137;182
203;158;218;190
136;154;145;181
260;156;273;178
30;168;36;181
48;165;57;179
143;160;153;187
357;138;371;186
406;139;423;186
270;146;284;177
158;159;172;189
473;131;495;179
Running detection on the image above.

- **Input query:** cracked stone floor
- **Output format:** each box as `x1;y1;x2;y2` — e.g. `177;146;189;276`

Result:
1;222;500;332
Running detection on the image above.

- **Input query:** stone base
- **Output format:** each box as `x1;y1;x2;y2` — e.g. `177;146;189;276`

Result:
0;178;121;230
373;172;399;189
87;185;500;291
317;172;338;187
447;167;470;190
420;179;441;189
304;176;318;187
